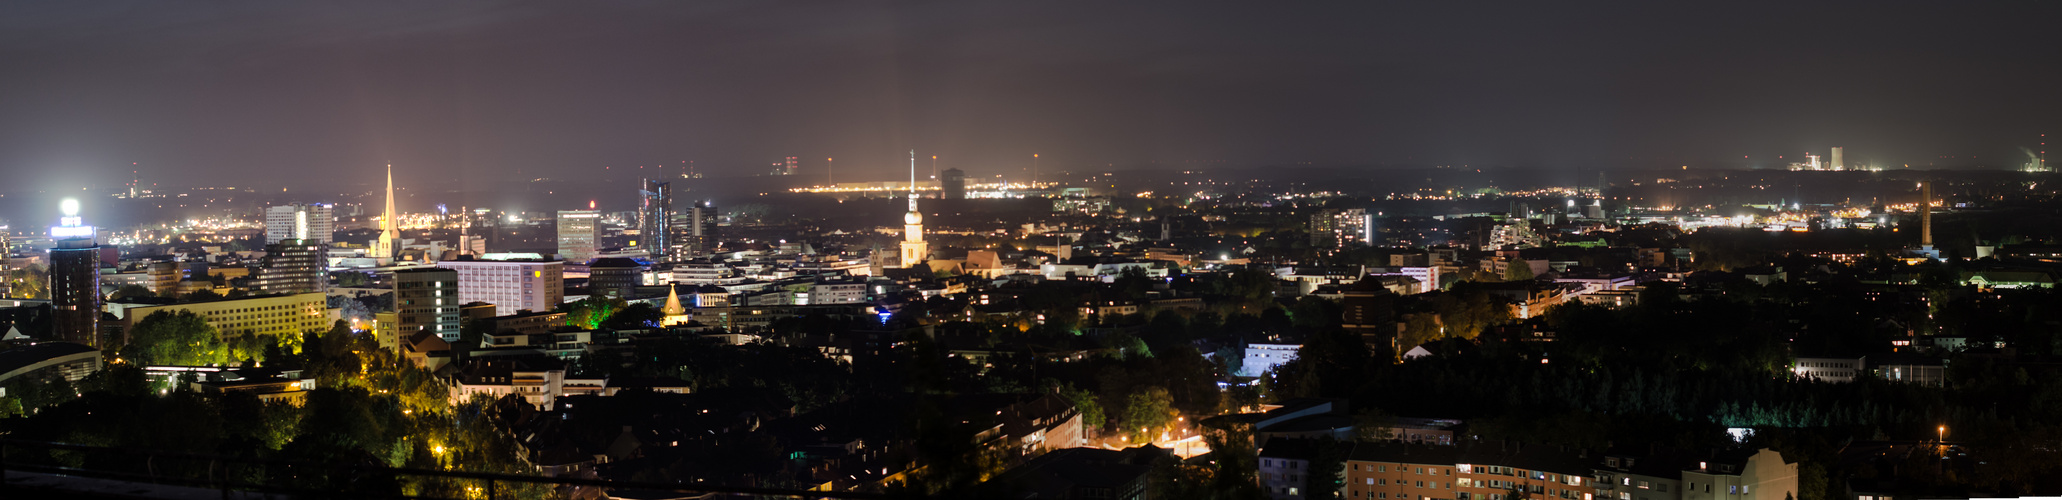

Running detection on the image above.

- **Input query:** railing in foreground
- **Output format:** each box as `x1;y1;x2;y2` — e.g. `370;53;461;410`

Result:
0;438;900;499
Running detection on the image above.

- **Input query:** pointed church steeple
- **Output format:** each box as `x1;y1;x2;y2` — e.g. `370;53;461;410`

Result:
899;150;928;268
663;283;685;316
661;283;691;326
377;164;399;264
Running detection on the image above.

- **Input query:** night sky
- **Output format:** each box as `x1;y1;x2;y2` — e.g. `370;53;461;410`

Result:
3;1;2058;190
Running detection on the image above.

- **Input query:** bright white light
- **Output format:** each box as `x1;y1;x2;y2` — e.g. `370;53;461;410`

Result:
60;198;79;217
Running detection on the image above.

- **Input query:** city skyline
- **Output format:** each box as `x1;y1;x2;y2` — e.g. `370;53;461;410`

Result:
5;3;2062;499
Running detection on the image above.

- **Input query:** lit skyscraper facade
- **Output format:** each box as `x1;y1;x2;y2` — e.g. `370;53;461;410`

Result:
639;179;672;258
49;199;101;346
391;267;461;344
264;203;334;244
556;209;601;263
677;201;719;258
252;239;328;295
1310;208;1372;248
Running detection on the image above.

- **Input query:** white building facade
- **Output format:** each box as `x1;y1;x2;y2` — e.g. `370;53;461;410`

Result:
440;258;565;316
265;203;334;244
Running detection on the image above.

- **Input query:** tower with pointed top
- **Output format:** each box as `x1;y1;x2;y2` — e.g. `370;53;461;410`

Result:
376;164;400;264
661;283;692;326
899;150;929;268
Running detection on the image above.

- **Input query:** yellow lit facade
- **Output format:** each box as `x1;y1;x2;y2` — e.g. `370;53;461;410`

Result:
121;292;335;340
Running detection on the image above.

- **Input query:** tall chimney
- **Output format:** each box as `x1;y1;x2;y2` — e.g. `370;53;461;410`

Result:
1921;181;1933;249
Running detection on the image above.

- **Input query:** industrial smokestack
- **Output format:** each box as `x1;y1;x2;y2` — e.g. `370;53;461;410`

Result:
1831;147;1844;170
1920;181;1933;248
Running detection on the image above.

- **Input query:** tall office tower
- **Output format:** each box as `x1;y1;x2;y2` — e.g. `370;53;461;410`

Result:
0;227;10;297
48;200;101;346
556;209;601;263
391;267;461;344
441;257;564;316
677;201;719;257
265;203;335;244
252;239;328;295
375;164;400;264
785;157;798;176
940;168;966;199
1309;208;1371;248
639;179;673;257
1830;147;1845;170
899;150;929;268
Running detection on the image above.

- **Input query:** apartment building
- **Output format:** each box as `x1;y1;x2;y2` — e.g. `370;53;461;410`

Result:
1346;442;1461;500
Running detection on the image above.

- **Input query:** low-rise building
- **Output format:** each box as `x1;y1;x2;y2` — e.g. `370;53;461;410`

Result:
190;369;316;405
1262;438;1336;500
0;342;101;388
1239;343;1301;378
1678;449;1797;500
477;309;568;336
1792;357;1865;383
982;446;1163;500
1868;354;1945;387
448;358;604;409
115;292;333;345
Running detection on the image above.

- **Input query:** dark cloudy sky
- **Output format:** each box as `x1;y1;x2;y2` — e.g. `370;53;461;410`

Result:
2;1;2058;189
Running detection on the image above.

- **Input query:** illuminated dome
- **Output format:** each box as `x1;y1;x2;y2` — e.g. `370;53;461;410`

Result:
904;210;923;225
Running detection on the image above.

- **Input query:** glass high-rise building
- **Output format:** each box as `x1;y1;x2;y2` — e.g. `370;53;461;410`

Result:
639;180;672;258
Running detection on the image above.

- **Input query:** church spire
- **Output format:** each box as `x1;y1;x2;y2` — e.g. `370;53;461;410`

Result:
378;163;399;263
661;283;691;326
899;150;928;268
663;283;685;316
